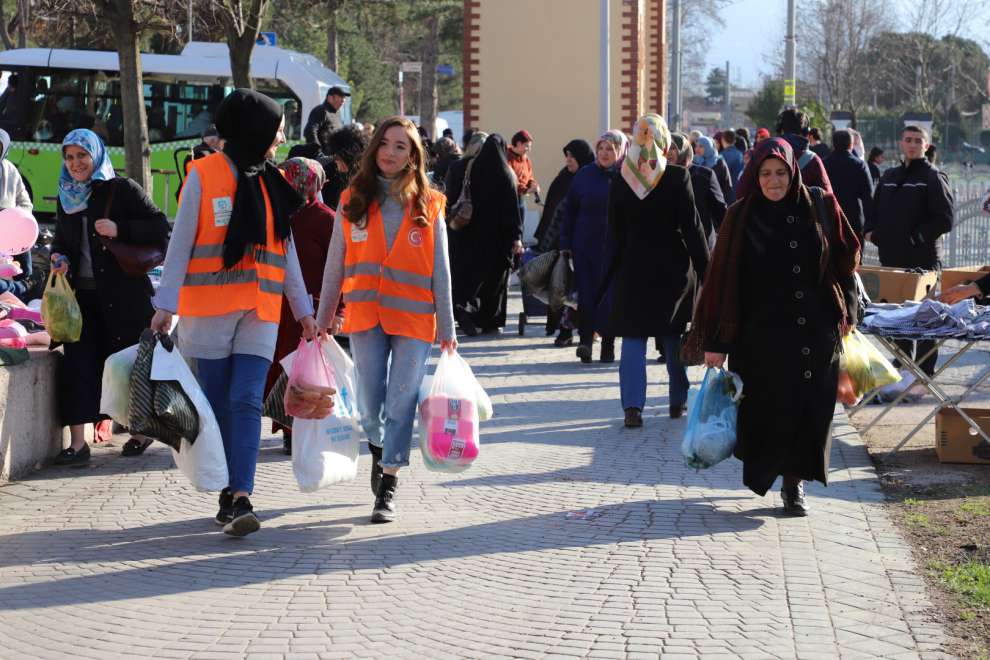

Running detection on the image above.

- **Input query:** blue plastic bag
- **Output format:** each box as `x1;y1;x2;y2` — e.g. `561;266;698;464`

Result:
681;368;744;469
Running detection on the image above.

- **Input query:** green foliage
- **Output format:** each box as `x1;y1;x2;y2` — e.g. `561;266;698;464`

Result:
705;68;726;105
267;0;463;124
932;560;990;609
746;79;784;130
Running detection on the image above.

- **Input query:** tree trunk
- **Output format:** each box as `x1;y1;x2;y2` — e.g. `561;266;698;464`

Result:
228;36;253;89
109;0;152;192
0;2;14;51
325;0;341;71
222;0;267;90
418;14;439;140
15;0;29;48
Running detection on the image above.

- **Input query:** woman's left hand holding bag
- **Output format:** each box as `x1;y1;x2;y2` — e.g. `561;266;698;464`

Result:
94;218;118;238
299;315;318;340
150;309;173;334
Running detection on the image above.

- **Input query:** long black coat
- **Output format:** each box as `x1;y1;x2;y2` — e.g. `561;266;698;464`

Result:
689;163;727;237
51;176;170;351
727;197;849;496
604;165;709;338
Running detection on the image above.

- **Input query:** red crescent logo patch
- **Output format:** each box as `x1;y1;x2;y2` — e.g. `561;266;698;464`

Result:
408;228;424;247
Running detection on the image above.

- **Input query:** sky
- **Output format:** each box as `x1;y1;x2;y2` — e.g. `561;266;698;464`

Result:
704;0;990;90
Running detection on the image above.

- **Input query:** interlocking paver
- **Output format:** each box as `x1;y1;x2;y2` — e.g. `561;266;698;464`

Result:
0;293;954;658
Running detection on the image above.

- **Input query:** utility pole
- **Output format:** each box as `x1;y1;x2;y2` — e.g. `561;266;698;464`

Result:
784;0;796;106
600;0;610;135
670;0;682;130
723;60;731;126
188;0;194;44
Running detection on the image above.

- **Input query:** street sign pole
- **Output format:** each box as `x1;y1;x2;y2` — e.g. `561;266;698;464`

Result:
784;0;797;106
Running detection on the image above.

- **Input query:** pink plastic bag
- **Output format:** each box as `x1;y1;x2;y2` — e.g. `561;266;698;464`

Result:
284;338;337;420
418;352;480;472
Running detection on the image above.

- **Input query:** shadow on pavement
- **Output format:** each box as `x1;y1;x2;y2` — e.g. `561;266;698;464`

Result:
0;497;764;609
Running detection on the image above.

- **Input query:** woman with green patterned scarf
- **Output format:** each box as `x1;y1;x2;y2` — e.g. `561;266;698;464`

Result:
600;114;711;428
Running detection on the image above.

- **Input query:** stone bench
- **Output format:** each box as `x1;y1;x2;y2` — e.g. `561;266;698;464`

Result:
0;348;65;482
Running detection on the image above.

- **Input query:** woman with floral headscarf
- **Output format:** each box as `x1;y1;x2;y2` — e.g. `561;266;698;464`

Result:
688;137;860;516
600;114;709;428
49;128;170;465
694;135;735;205
558;130;626;361
264;157;338;455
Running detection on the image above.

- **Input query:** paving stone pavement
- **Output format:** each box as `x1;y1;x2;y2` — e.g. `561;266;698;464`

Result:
0;293;954;659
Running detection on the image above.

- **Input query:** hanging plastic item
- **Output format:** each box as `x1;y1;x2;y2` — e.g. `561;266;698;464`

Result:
41;271;82;343
681;368;744;470
418;351;482;472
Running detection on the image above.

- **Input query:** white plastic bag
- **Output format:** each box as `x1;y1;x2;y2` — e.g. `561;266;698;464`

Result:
419;352;493;422
150;341;228;491
100;343;140;425
281;338;359;491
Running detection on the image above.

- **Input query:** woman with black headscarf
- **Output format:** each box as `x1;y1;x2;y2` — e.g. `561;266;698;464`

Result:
533;139;594;251
450;133;521;335
150;89;317;537
688;137;860;516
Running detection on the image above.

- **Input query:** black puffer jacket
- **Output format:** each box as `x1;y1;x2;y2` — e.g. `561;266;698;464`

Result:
865;158;953;268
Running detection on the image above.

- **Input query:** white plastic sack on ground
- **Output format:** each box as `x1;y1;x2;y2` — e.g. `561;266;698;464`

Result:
419;352;493;422
281;338;360;491
149;341;227;491
100;343;140;425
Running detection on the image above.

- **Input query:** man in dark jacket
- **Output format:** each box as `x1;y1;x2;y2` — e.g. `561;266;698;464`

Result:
865;124;954;377
808;127;831;160
303;86;348;145
719;129;744;189
823;129;873;241
736;108;832;198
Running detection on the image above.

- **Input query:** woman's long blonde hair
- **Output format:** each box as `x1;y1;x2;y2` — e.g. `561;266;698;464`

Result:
343;116;434;228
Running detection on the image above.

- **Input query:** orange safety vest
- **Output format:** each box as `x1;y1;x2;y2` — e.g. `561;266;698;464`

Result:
177;152;287;323
340;187;444;343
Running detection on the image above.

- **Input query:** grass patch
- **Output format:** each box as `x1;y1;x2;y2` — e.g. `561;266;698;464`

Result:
932;560;990;609
959;501;990;517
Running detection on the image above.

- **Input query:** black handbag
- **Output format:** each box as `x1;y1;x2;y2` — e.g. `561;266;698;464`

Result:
128;330;199;450
448;159;474;230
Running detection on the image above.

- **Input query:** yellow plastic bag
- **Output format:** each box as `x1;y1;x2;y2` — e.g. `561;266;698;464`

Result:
840;329;900;398
41;271;82;343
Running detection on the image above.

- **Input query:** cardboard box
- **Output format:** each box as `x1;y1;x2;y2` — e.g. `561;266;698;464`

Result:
935;408;990;464
940;265;990;294
858;266;938;303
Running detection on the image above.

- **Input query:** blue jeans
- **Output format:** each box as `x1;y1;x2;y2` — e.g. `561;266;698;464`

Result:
619;336;689;411
196;354;271;494
350;325;432;469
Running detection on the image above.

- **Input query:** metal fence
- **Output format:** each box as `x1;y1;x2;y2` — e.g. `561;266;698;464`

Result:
861;196;989;269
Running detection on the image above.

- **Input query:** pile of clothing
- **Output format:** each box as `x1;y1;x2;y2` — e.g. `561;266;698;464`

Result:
0;294;50;349
861;299;990;339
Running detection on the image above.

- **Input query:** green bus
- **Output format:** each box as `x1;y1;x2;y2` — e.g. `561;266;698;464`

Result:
0;41;350;220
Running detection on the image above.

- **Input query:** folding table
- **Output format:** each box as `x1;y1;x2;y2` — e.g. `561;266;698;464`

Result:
847;328;990;459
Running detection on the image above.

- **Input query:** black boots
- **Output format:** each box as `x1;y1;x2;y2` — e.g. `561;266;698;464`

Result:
600;339;615;363
371;474;398;524
224;496;260;536
369;443;383;495
215;487;234;525
624;408;643;428
781;482;809;516
669;404;686;419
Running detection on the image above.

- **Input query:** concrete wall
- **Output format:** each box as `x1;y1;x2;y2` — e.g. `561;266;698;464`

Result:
0;349;65;482
474;0;630;216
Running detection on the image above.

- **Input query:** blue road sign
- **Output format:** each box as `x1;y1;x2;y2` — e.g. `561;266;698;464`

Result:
257;32;277;46
436;64;455;77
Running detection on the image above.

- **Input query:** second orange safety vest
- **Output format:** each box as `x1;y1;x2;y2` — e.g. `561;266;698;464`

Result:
340;187;444;343
177;152;287;323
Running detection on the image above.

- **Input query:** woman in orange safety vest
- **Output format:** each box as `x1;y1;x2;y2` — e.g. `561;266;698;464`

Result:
316;116;456;524
150;89;317;537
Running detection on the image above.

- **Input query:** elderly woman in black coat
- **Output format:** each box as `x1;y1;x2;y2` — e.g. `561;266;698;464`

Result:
690;137;860;516
603;114;710;429
49;129;170;465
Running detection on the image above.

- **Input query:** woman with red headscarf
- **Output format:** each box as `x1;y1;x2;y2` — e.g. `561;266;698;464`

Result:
688;137;860;516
